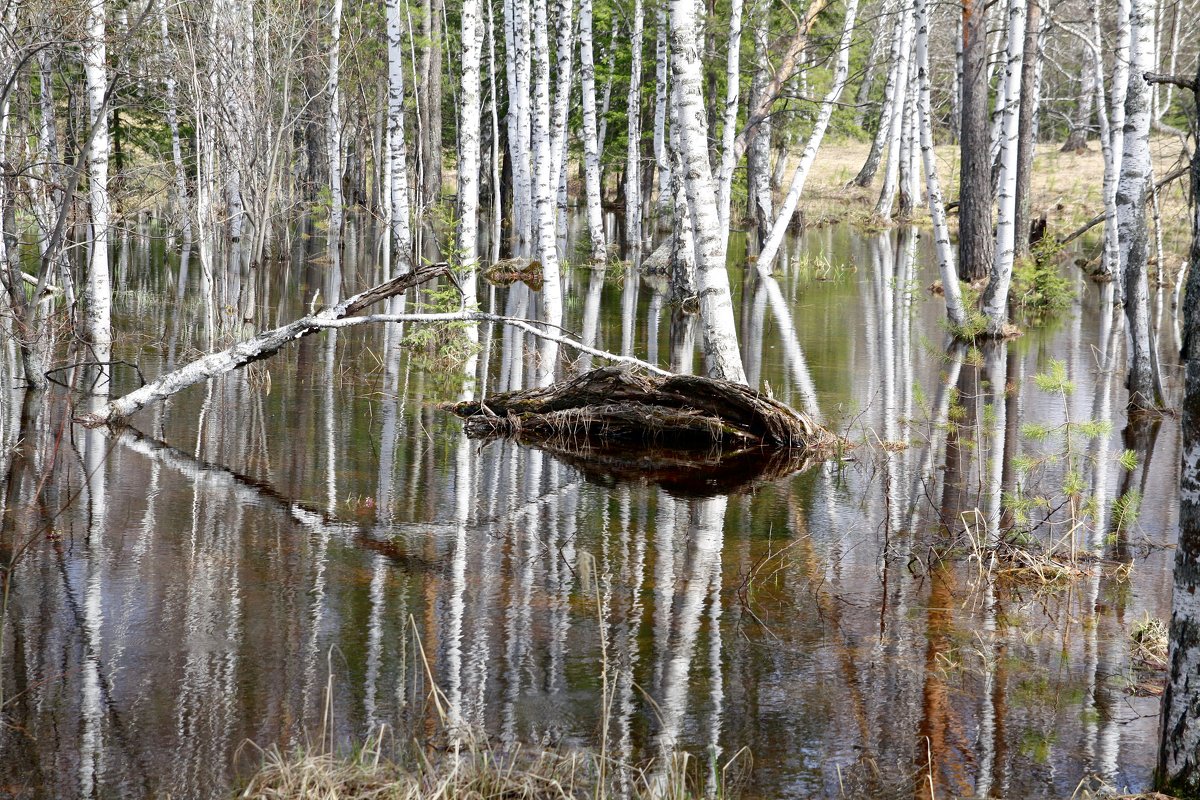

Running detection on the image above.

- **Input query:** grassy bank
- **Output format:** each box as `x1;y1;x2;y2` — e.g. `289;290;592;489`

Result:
796;136;1194;268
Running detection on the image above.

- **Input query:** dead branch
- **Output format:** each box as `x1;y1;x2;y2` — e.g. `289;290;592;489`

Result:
1057;165;1189;246
76;262;671;427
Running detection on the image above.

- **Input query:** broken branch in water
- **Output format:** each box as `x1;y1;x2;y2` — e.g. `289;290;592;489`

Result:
75;262;669;427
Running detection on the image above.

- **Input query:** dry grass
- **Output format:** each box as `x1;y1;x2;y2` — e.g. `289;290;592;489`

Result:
796;136;1194;266
241;733;738;800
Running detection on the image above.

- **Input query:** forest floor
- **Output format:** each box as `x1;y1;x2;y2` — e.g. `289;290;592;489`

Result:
799;135;1194;270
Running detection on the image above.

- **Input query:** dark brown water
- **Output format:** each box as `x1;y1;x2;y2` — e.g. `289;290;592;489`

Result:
0;217;1181;798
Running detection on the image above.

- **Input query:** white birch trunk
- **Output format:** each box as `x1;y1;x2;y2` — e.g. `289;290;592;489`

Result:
457;0;483;296
579;0;607;261
532;0;563;385
981;0;1026;334
549;0;575;219
756;0;861;272
874;5;914;219
159;2;191;244
715;0;745;235
83;0;113;385
1118;0;1158;408
504;0;533;249
625;0;645;248
915;0;967;329
327;0;344;263
669;0;747;383
386;0;412;273
653;8;671;207
1102;0;1133;279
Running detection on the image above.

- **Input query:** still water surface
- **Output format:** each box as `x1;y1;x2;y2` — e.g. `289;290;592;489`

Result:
0;218;1182;798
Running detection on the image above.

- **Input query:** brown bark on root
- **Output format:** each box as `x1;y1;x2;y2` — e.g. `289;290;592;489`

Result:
450;365;838;453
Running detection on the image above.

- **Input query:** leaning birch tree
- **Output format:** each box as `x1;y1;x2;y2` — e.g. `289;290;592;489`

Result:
915;0;966;328
755;0;861;272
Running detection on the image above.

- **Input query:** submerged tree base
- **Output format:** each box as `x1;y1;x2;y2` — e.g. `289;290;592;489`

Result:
451;367;837;492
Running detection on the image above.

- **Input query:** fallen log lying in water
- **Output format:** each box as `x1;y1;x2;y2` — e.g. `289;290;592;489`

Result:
451;366;837;453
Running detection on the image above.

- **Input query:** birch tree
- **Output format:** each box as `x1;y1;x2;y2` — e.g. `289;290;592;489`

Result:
715;0;744;234
532;0;563;385
915;0;967;328
386;0;412;273
981;0;1027;335
457;0;483;308
579;0;606;261
756;0;860;272
851;0;909;189
83;0;113;382
669;0;747;384
1117;0;1159;410
625;0;645;249
1158;63;1200;795
327;0;345;264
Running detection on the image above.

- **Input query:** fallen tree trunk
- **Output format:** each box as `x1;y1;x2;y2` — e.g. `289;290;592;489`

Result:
77;262;451;426
77;262;671;427
450;365;836;451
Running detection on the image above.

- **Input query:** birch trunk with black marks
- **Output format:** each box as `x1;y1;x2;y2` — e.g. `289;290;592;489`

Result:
625;0;645;250
747;0;773;242
1158;58;1200;795
1013;0;1041;262
83;0;113;386
579;0;606;261
915;0;967;329
669;0;747;383
327;0;344;264
980;0;1026;335
386;0;412;273
457;0;483;301
532;0;563;385
1118;0;1159;410
715;0;744;235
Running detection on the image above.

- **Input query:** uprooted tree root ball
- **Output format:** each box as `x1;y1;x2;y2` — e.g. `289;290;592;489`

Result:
449;367;841;480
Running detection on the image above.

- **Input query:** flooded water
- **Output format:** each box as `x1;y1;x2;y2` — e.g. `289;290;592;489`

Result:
0;216;1182;798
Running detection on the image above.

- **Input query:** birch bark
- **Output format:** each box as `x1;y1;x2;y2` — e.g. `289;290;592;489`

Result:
532;0;563;385
1118;0;1159;409
625;0;645;249
716;0;745;235
327;0;344;264
1158;59;1200;794
669;0;747;383
386;0;412;273
579;0;607;261
83;0;113;383
981;0;1027;335
852;0;910;189
457;0;483;303
915;0;966;328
